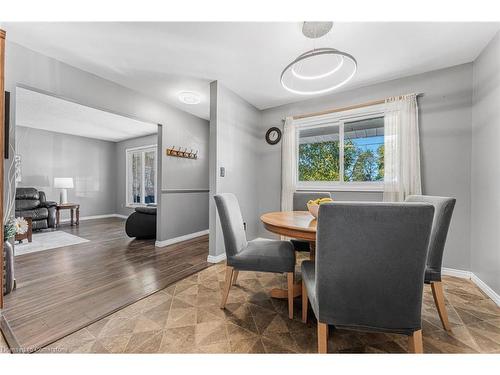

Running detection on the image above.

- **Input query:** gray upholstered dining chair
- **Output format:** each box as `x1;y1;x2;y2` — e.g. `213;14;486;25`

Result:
214;193;297;319
301;202;435;353
291;192;332;252
405;195;456;331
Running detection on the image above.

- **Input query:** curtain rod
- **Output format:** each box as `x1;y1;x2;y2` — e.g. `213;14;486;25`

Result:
289;93;423;121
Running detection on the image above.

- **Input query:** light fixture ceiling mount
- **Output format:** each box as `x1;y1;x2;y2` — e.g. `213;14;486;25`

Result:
178;91;201;105
302;22;333;39
280;22;357;96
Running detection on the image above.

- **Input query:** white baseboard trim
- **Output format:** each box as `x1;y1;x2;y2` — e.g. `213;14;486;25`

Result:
441;267;499;307
441;267;472;279
207;252;226;264
59;213;127;223
155;229;209;248
471;273;500;307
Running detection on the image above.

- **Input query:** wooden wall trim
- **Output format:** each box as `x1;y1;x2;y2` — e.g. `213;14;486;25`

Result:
0;28;5;310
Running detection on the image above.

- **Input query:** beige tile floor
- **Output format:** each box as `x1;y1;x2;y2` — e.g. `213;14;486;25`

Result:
27;261;500;354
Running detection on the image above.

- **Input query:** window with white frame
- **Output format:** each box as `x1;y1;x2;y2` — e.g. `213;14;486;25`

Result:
126;145;157;206
296;106;385;191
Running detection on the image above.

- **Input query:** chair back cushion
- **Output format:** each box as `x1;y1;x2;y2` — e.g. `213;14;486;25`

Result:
16;187;42;211
316;202;434;334
214;193;248;258
16;187;40;200
405;195;456;281
293;192;331;211
38;191;48;204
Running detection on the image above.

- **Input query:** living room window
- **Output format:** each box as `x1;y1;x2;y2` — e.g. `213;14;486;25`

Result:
296;105;385;191
126;145;157;206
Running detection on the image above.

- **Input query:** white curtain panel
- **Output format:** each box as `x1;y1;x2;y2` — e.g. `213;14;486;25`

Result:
383;94;422;202
281;116;297;211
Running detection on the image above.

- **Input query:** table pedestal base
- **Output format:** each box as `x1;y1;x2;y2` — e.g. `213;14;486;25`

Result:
268;241;316;300
270;282;302;299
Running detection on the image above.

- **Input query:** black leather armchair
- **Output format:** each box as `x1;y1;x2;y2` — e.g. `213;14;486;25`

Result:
15;187;57;230
125;206;157;239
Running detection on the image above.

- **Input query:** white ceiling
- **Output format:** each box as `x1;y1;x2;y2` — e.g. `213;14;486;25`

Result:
16;87;158;142
5;22;500;120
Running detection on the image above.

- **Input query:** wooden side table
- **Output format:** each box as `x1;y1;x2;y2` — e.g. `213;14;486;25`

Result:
56;203;80;227
15;217;32;243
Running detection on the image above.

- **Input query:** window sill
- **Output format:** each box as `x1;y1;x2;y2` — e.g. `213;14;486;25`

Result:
296;185;384;193
126;204;154;209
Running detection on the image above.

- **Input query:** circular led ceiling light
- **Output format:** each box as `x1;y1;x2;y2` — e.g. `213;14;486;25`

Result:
280;23;357;96
281;48;357;95
178;91;201;104
302;21;333;39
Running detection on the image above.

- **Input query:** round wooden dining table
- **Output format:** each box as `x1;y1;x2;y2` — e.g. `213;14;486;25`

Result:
260;211;317;241
260;211;317;299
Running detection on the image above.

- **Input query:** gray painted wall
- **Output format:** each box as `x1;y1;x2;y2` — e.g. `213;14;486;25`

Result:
161;110;210;241
16;126;117;221
259;64;474;271
115;134;158;217
209;81;262;258
4;41;209;242
471;31;500;295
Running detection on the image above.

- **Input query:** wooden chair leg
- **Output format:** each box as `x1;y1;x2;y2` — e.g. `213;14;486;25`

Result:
302;279;308;323
408;329;423;353
220;266;234;309
309;242;316;261
317;322;328;353
232;270;239;285
431;281;451;331
287;272;294;319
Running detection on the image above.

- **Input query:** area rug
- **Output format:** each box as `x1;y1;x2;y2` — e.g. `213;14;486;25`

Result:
15;231;90;256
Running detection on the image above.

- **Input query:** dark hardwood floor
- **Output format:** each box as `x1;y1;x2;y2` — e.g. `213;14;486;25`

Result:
2;217;210;351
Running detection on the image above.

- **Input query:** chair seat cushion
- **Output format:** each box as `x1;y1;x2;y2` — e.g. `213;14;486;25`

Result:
425;267;441;283
135;206;157;215
301;260;319;316
228;238;295;274
17;207;48;221
290;239;311;252
32;219;48;230
16;199;41;211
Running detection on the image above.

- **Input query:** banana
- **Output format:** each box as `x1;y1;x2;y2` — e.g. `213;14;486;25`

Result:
307;197;333;206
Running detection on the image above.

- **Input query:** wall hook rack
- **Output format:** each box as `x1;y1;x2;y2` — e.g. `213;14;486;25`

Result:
166;146;198;159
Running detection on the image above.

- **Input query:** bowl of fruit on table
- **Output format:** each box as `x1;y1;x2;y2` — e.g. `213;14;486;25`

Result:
307;197;334;218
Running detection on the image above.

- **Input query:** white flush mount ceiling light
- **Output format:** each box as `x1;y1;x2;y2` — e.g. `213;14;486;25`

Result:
178;91;201;105
281;22;357;96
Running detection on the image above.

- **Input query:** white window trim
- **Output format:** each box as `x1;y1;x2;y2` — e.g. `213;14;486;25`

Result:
126;144;158;207
295;103;385;192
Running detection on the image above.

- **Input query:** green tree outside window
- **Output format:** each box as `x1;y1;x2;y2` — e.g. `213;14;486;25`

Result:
298;139;384;182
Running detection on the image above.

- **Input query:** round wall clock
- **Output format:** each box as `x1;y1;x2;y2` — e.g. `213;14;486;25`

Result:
265;127;282;145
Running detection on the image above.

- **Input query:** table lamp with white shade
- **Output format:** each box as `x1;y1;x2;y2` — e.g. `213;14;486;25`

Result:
54;177;74;204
